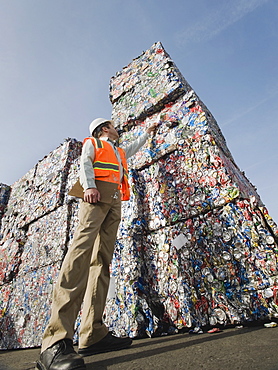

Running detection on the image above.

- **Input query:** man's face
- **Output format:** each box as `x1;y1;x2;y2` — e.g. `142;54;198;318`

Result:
106;122;119;141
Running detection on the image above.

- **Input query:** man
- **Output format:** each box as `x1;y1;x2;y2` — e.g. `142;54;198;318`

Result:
36;118;157;370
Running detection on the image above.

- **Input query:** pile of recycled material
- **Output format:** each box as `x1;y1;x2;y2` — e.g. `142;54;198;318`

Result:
103;42;278;338
0;139;82;349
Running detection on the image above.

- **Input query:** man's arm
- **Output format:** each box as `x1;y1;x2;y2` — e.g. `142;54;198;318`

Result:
79;140;101;203
123;122;158;159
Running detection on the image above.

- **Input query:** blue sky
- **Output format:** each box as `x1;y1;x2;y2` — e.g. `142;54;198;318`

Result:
0;0;277;221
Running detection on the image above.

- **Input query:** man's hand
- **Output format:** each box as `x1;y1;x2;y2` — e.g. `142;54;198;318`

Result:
146;122;159;134
84;188;101;203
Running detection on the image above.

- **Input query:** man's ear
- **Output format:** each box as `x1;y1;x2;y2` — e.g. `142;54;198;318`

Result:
102;126;109;133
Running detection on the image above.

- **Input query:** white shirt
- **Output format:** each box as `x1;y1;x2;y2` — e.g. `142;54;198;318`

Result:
80;132;150;190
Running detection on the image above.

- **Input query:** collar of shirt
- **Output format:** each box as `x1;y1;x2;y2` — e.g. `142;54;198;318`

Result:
101;137;118;146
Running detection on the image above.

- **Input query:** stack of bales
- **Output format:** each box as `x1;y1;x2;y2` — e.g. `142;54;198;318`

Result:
104;42;278;338
0;139;82;349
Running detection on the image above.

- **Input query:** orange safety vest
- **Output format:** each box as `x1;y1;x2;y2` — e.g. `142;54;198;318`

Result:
83;137;130;201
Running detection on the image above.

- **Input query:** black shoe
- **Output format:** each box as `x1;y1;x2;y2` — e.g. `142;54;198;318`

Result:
78;332;132;356
36;339;86;370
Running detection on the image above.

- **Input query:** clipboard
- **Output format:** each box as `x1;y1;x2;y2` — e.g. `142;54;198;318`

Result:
68;179;84;199
68;179;120;203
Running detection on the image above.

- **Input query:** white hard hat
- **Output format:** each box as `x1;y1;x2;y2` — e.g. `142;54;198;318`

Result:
89;118;112;135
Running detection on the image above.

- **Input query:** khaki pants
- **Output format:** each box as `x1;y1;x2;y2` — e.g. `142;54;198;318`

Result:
41;196;121;352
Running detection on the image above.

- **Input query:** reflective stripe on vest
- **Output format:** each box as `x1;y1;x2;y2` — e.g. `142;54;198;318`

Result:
93;161;119;172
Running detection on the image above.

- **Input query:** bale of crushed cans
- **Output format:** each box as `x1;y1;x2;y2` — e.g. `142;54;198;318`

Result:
4;139;82;229
0;184;10;212
1;42;277;349
0;184;11;229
